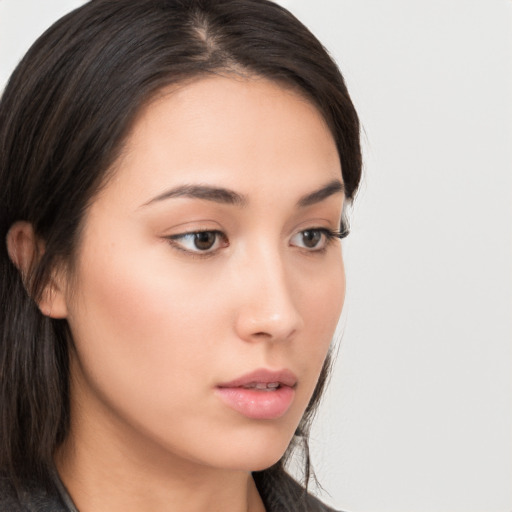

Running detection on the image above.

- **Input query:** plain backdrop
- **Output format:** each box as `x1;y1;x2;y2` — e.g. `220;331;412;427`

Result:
1;1;511;511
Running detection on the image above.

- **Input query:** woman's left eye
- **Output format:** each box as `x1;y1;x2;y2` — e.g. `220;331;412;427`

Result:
290;228;344;251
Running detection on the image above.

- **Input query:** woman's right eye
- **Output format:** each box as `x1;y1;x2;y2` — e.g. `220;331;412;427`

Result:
166;230;228;254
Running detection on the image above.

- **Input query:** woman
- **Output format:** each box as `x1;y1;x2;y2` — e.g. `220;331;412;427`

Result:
0;0;361;510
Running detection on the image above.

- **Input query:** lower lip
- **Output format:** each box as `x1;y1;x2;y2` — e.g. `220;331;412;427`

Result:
215;386;295;420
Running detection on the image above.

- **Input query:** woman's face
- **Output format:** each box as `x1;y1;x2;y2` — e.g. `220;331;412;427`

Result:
61;76;346;472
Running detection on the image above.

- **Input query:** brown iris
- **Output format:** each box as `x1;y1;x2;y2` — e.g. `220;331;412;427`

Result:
193;231;217;250
301;230;322;248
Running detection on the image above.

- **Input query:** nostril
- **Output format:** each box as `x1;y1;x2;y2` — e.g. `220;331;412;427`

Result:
249;328;297;343
233;275;303;343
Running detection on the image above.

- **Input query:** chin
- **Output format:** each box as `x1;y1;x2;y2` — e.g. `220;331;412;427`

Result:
219;450;286;473
245;448;288;472
203;424;296;473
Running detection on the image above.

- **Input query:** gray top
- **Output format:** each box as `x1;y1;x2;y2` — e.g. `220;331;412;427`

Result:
0;471;340;512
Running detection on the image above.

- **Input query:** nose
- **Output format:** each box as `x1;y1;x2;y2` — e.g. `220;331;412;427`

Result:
233;247;304;343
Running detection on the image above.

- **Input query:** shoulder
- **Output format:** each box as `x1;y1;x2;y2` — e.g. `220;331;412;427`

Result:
0;477;26;512
253;469;343;512
0;475;69;512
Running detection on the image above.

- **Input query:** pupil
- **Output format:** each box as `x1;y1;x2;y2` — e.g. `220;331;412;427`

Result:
303;230;321;248
194;232;216;250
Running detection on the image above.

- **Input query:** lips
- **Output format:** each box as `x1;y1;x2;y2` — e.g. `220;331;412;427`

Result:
218;368;297;389
216;369;297;420
241;382;280;391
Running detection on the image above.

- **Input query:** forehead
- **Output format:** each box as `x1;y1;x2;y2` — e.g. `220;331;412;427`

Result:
104;75;342;206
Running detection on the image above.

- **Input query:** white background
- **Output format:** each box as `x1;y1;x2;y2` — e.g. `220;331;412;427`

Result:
1;1;511;511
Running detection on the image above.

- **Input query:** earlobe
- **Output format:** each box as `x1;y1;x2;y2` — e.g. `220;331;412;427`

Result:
6;221;68;319
38;279;69;319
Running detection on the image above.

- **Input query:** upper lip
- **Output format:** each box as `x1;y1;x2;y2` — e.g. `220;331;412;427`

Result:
217;368;297;388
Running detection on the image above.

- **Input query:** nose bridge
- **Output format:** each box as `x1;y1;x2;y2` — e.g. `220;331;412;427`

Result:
234;241;303;342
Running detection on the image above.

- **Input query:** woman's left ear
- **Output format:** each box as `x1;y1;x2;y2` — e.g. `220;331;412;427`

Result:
6;221;68;319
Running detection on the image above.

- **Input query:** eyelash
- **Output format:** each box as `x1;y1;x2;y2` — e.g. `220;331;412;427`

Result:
165;225;349;258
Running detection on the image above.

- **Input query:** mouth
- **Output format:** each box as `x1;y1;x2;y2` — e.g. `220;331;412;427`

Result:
240;382;282;391
217;368;297;389
215;369;297;420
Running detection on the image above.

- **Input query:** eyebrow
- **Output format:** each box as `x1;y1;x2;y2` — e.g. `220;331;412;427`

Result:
296;179;345;208
141;184;247;207
141;179;344;209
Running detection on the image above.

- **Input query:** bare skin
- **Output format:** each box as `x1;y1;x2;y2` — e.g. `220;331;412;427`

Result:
8;76;345;512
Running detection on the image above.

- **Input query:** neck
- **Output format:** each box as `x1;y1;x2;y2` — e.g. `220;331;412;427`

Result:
55;431;265;512
54;383;266;512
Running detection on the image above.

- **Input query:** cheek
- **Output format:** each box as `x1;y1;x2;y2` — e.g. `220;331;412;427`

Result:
65;240;226;414
298;252;345;334
292;255;345;392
